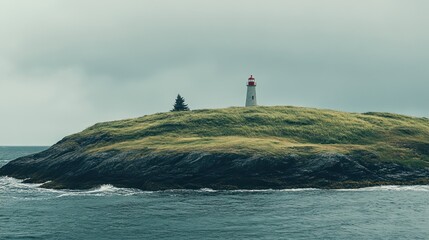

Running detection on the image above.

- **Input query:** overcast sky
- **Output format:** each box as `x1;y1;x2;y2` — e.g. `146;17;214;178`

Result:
1;0;428;145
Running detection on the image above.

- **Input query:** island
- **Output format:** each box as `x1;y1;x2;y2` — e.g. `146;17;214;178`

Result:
1;106;429;190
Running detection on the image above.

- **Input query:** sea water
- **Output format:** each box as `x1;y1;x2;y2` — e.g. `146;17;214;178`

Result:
1;147;429;240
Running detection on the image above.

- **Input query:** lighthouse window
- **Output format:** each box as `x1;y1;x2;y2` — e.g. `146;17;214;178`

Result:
252;96;254;100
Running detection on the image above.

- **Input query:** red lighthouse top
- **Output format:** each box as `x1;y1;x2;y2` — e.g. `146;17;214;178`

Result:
247;75;256;86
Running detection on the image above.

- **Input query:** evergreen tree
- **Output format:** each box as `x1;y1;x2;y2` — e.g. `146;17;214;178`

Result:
171;94;190;111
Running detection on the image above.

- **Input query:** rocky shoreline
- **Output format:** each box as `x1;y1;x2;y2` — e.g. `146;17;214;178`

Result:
1;147;429;190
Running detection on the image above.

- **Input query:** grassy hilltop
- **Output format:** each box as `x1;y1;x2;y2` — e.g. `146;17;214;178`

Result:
71;106;429;167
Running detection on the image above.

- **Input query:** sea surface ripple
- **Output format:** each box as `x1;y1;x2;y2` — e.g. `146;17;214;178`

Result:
1;147;429;239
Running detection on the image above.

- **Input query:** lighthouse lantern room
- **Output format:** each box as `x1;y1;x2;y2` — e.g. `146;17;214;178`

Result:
245;75;257;107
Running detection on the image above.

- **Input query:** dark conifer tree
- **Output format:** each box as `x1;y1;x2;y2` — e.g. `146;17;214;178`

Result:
171;94;190;111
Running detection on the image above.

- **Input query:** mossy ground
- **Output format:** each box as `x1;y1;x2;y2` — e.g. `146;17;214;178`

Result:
66;106;429;167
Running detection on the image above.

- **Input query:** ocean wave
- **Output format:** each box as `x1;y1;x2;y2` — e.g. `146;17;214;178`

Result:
0;177;62;201
230;188;319;193
335;185;429;192
54;185;429;194
56;184;151;198
0;176;45;191
161;188;319;194
156;186;429;193
3;176;429;198
0;177;151;199
163;188;219;193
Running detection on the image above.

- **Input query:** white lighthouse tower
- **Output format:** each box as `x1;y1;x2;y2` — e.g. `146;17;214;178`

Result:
245;75;257;107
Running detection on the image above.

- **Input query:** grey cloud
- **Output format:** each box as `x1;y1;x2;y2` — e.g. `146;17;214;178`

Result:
0;0;428;145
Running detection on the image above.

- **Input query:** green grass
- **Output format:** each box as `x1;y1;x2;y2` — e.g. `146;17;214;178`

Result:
64;106;429;166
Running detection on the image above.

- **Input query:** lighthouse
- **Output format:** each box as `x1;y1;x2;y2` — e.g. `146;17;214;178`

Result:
245;75;257;107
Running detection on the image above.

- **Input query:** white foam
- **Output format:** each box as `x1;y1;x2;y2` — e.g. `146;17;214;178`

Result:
228;188;319;193
0;176;64;201
3;176;429;197
0;177;151;198
56;184;151;198
0;176;44;190
198;188;217;192
335;185;429;192
161;188;319;193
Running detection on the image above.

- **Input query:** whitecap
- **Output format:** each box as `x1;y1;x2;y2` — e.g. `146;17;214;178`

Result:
0;176;44;190
56;184;151;198
198;188;218;192
228;188;319;193
335;185;429;192
159;188;319;194
0;176;152;198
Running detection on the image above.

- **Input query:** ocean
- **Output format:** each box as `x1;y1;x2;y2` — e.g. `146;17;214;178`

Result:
1;146;429;240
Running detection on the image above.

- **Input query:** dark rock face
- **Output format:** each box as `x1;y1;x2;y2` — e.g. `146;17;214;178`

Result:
1;146;429;190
